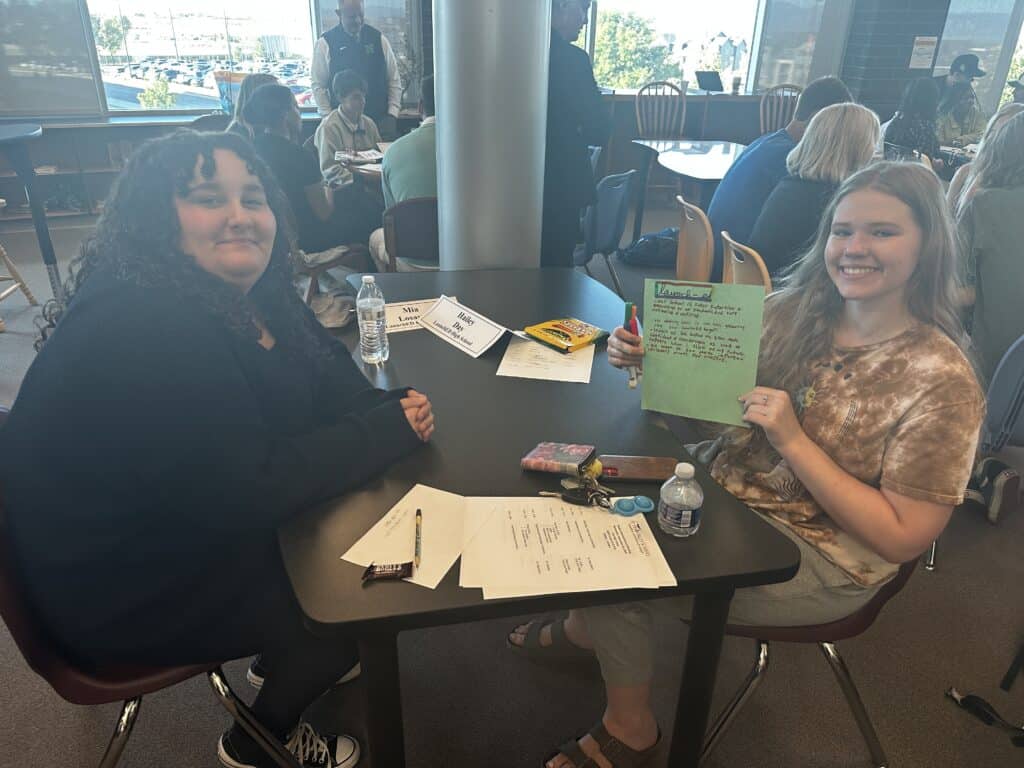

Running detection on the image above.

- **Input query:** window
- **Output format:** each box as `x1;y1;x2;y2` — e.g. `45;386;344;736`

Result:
591;0;758;92
0;0;104;116
86;0;317;111
747;0;853;93
936;0;1024;112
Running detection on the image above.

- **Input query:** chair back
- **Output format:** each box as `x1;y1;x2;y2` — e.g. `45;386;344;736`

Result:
635;81;687;139
721;231;772;291
759;84;802;135
579;170;637;262
982;333;1024;452
674;194;712;282
382;197;440;272
190;112;232;132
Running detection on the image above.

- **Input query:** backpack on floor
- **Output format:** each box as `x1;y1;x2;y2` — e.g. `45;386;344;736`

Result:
619;227;679;267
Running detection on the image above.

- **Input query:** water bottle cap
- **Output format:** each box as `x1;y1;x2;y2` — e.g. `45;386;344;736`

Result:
674;462;694;479
362;275;375;283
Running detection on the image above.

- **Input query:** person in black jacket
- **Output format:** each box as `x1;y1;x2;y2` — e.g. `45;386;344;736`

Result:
749;103;879;277
884;77;942;164
542;0;611;267
0;131;433;768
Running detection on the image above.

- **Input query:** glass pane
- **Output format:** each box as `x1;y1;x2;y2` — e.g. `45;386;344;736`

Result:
88;0;315;111
0;0;103;116
753;0;826;91
315;0;422;107
936;0;1018;109
593;0;758;92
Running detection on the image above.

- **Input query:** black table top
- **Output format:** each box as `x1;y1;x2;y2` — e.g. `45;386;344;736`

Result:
278;269;799;633
0;123;42;145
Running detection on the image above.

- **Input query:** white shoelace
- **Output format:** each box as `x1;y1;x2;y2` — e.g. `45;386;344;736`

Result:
286;723;332;766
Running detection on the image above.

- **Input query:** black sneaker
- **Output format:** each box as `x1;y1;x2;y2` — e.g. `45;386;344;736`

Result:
246;656;361;691
218;723;359;768
976;457;1020;524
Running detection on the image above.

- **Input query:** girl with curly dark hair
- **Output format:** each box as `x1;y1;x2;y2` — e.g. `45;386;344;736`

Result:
0;130;434;768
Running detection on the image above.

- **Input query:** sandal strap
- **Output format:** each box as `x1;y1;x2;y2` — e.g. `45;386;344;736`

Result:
556;738;597;768
549;617;570;648
587;722;661;767
523;616;553;651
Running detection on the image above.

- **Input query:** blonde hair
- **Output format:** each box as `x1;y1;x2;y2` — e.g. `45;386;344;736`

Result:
761;162;966;397
956;104;1024;218
786;103;880;184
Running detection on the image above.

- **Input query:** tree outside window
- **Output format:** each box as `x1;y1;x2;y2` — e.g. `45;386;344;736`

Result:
592;10;682;90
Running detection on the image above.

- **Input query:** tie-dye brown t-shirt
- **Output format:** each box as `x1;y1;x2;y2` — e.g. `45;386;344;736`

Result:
710;323;984;587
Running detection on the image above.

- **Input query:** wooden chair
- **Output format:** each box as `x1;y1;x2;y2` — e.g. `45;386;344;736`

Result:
700;560;918;767
382;197;440;272
0;407;301;768
759;84;802;135
635;81;687;139
0;241;38;333
721;231;772;292
674;195;712;283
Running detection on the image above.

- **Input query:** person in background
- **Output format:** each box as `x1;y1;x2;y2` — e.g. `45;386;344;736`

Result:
938;81;986;146
948;102;1024;212
511;163;982;768
1008;75;1024;104
934;53;987;104
245;84;377;252
311;0;402;138
314;70;383;188
227;73;280;140
750;103;879;277
542;0;611;268
369;75;437;272
0;130;434;768
884;78;942;166
706;76;851;280
957;110;1024;385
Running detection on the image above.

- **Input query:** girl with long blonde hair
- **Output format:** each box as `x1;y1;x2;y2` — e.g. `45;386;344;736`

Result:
510;162;984;768
948;101;1024;213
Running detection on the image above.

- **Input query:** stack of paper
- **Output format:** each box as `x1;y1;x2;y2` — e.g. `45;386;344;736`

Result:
342;485;676;599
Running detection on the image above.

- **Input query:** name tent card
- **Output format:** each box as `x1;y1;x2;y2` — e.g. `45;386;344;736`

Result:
385;297;456;333
641;280;765;427
418;296;507;358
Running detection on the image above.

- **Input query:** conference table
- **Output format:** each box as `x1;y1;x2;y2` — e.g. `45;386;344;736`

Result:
631;139;746;245
278;268;799;767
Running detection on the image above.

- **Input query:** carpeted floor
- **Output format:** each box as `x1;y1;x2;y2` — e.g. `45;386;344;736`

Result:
1;212;1022;767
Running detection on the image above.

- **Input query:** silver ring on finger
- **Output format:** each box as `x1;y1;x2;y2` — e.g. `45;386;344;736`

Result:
762;394;769;405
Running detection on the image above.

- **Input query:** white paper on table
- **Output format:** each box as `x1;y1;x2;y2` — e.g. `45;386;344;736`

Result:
458;498;516;588
341;484;466;589
385;297;456;333
496;337;595;384
417;295;507;358
460;497;676;599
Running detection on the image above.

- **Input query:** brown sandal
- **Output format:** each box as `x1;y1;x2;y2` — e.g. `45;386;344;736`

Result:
507;615;594;663
548;721;661;767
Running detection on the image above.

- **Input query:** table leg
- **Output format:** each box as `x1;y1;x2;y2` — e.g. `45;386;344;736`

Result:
668;589;734;767
358;632;406;768
631;147;654;245
5;145;64;304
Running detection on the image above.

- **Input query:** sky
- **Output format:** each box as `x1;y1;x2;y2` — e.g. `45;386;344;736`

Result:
600;0;761;42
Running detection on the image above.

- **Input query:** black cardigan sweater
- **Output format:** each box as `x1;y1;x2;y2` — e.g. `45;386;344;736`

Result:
0;270;421;658
748;175;837;277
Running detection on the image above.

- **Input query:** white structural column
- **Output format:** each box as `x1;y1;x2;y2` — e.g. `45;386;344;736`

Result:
433;0;552;269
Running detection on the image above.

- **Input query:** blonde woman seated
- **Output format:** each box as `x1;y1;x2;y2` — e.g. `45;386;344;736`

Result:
509;162;983;768
947;102;1024;213
749;103;879;277
226;72;280;140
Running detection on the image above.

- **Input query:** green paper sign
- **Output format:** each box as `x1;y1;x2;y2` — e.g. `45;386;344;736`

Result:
640;280;765;427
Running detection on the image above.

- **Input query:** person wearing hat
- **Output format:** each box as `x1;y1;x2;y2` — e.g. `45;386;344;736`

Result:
934;53;987;103
1007;76;1024;104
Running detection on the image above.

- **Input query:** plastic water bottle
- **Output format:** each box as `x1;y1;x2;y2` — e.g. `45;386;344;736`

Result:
356;275;389;364
658;462;704;538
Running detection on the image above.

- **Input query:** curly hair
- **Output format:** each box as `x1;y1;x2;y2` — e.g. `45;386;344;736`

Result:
38;130;330;363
